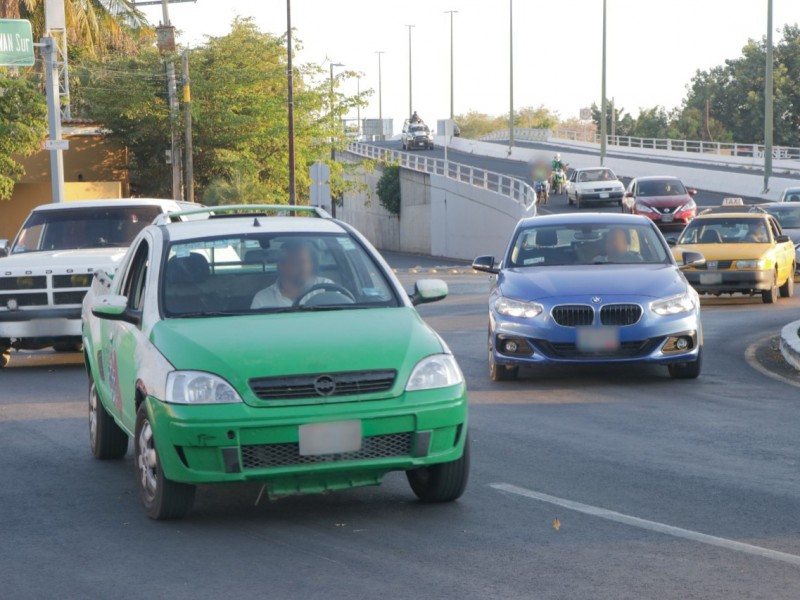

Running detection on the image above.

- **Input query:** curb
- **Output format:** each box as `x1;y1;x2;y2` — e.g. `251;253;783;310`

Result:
779;319;800;371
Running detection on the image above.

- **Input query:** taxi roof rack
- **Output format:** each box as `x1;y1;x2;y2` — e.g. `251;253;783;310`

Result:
154;204;331;225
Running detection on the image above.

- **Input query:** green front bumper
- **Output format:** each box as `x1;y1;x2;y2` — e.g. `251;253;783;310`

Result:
145;385;467;496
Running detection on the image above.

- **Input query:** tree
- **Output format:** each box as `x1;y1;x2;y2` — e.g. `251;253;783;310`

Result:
0;70;47;200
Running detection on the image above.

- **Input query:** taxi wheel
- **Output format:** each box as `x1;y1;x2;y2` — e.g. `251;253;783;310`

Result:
135;405;195;520
762;273;779;304
407;435;470;502
668;348;703;379
780;270;794;298
89;380;128;460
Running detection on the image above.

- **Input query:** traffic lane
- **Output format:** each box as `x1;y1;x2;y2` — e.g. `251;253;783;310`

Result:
368;140;753;209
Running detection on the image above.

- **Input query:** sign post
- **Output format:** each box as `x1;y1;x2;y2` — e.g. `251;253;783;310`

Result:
0;19;35;67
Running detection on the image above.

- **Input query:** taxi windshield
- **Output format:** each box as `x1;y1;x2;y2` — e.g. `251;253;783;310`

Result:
161;232;399;317
678;217;771;244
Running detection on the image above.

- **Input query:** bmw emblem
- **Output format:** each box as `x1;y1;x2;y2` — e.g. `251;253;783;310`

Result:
591;296;602;304
314;375;337;397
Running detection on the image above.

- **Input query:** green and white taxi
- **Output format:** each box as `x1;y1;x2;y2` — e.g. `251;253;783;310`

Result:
82;205;468;519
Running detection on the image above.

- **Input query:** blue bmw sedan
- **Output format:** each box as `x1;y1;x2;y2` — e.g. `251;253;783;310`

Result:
472;213;704;381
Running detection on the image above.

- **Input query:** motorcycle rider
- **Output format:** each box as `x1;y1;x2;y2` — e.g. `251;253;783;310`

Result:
551;153;565;172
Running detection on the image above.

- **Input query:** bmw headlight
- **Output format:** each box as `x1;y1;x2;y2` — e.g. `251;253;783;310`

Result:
736;259;767;269
494;297;543;318
651;291;696;316
165;371;242;404
406;354;464;391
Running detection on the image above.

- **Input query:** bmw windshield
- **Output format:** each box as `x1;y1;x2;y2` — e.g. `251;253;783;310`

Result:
161;232;400;317
507;223;671;267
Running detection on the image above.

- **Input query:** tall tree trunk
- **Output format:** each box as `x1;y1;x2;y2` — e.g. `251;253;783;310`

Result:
0;1;20;19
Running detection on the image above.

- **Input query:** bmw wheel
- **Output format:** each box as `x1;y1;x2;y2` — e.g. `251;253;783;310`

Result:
89;379;128;460
489;330;518;381
668;348;703;379
135;404;195;520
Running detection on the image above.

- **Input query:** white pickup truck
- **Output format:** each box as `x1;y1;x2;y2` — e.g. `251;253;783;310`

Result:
0;199;196;366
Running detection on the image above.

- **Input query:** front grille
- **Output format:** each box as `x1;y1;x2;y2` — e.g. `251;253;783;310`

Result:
0;292;48;307
0;276;46;291
535;339;660;360
552;305;594;327
240;432;413;469
600;304;642;326
695;260;733;270
53;274;93;288
54;291;88;305
249;369;397;401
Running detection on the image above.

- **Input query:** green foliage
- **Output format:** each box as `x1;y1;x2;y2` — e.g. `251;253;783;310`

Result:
0;70;47;200
454;105;560;138
376;164;401;217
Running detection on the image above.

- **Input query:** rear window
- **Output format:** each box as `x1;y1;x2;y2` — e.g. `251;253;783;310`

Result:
11;206;162;254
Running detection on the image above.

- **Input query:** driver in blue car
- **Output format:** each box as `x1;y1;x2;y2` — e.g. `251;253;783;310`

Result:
594;227;643;263
251;240;333;308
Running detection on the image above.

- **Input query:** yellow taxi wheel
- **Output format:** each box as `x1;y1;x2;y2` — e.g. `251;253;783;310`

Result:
762;272;779;304
780;271;794;298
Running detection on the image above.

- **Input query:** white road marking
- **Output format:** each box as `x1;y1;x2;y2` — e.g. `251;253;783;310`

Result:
491;482;800;566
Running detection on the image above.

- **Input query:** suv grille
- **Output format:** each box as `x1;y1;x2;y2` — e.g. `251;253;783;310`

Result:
249;369;397;401
552;305;594;327
599;304;642;326
240;432;413;469
0;276;47;291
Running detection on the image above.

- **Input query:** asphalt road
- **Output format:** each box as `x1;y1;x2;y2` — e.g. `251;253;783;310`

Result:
3;255;800;599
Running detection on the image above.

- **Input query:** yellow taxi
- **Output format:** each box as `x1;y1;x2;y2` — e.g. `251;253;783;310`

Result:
671;211;795;304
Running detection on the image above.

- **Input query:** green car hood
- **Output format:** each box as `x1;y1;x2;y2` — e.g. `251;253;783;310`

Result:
150;307;443;405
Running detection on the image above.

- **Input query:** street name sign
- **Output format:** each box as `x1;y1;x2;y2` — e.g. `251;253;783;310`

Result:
0;19;34;67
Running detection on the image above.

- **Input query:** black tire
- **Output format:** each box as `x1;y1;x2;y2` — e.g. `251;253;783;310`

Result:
577;194;583;209
407;435;470;502
489;332;518;381
568;193;574;206
780;269;794;298
89;380;128;460
668;348;703;379
134;404;195;520
762;272;779;304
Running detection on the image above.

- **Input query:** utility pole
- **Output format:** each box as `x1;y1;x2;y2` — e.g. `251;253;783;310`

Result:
600;0;607;166
329;62;344;218
610;97;616;141
445;10;458;120
43;36;65;204
286;0;296;205
376;51;384;139
356;74;361;139
159;0;181;200
509;0;514;151
764;0;773;193
406;25;414;118
182;50;194;203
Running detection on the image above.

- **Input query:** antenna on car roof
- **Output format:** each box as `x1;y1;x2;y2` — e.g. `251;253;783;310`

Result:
253;217;262;227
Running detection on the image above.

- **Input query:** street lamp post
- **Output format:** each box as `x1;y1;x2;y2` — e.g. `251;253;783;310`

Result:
508;0;514;152
286;0;296;205
375;51;384;139
445;10;458;120
600;0;607;166
329;61;344;217
764;0;773;193
406;25;414;119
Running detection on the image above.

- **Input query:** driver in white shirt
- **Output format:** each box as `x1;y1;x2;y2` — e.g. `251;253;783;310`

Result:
251;240;332;309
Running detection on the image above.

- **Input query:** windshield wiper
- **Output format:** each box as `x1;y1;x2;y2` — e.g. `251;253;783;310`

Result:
172;311;245;318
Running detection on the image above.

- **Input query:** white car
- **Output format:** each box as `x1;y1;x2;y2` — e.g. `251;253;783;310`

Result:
567;167;626;208
0;198;196;366
778;186;800;202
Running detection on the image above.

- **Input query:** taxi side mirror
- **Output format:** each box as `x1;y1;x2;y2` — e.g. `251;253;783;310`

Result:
91;295;141;325
776;235;791;244
410;279;448;306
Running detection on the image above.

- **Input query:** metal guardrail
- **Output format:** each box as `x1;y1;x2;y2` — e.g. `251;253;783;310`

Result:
347;141;537;208
480;128;800;161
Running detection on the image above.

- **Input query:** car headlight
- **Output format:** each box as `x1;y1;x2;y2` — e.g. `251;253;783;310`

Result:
165;371;242;404
635;203;655;213
494;297;543;318
651;291;696;316
736;259;767;269
675;200;696;213
406;354;464;391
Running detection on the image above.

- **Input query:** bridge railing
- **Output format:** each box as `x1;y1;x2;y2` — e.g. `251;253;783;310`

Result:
480;128;800;160
347;141;537;208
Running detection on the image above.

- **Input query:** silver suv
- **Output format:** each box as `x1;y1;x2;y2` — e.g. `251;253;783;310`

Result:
401;120;434;151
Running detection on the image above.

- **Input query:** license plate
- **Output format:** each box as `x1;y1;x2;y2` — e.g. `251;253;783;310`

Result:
599;192;610;199
576;327;620;352
699;273;723;285
662;214;674;223
299;421;362;456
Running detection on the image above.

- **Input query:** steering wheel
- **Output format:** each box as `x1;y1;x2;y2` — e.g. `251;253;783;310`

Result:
292;283;355;307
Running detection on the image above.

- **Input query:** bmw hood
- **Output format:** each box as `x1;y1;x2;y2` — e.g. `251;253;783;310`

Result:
499;264;687;301
149;307;444;405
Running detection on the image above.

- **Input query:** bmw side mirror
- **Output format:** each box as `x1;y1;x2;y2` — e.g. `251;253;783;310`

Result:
472;255;499;274
776;234;791;244
410;279;448;306
680;251;705;269
91;295;141;325
0;239;8;258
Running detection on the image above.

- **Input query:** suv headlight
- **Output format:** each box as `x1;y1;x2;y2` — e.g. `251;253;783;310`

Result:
494;297;543;318
736;259;767;269
165;371;242;404
651;291;696;316
406;354;464;391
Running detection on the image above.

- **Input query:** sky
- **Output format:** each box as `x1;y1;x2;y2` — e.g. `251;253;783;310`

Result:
140;0;800;131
